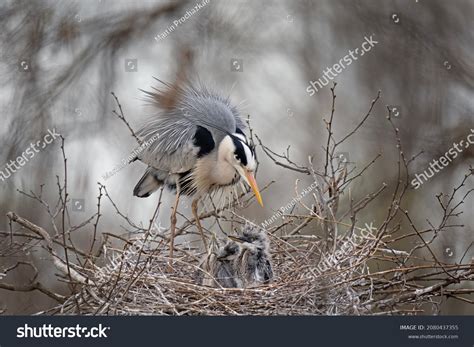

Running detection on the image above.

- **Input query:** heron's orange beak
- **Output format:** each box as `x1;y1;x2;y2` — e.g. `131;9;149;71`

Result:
244;170;263;207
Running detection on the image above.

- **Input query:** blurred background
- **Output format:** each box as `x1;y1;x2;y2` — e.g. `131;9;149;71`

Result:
0;0;473;314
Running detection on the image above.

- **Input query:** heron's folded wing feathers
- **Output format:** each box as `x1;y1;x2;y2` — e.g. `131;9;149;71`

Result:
135;82;244;174
135;115;201;174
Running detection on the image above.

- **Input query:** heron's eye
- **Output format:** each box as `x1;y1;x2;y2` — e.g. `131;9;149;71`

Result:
234;154;240;162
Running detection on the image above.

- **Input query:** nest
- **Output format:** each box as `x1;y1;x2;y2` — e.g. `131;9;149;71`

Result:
50;230;372;315
43;223;471;316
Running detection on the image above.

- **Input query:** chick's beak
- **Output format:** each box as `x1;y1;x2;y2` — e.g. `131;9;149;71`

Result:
228;235;244;243
243;170;263;207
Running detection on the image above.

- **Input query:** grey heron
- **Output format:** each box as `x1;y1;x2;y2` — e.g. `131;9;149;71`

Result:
132;80;263;257
198;224;273;288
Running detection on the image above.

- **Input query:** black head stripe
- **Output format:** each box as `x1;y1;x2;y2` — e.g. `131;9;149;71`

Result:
235;127;245;137
235;127;250;146
231;135;248;166
193;125;215;158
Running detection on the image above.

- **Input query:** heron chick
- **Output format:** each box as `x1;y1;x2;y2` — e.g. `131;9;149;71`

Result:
198;241;241;288
198;224;273;288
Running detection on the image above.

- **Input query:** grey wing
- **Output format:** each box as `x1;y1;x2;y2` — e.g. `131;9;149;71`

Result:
135;113;200;174
133;82;241;173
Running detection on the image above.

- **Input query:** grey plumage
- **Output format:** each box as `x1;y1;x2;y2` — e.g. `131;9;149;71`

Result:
197;241;242;288
232;224;273;287
139;81;244;159
197;224;273;288
133;80;249;198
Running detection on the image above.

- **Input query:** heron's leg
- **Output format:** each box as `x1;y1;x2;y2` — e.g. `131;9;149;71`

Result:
192;198;208;250
169;189;180;268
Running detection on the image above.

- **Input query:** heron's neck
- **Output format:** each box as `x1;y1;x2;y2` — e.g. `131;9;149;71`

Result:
194;157;237;194
203;136;237;185
193;139;238;193
213;145;237;185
